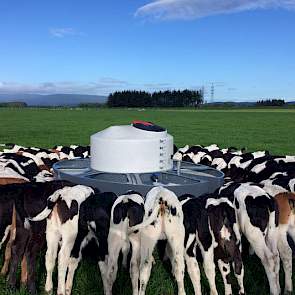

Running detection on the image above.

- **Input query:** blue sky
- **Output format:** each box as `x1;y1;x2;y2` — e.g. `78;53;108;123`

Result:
0;0;294;101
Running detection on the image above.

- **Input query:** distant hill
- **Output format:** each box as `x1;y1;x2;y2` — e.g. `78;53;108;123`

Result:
204;101;256;107
0;93;107;106
205;101;295;107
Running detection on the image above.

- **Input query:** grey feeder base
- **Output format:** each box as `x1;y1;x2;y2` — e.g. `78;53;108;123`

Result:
53;159;224;197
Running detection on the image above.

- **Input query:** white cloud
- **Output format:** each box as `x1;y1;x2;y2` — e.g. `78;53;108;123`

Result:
49;27;83;38
135;0;295;20
0;79;178;95
0;79;129;96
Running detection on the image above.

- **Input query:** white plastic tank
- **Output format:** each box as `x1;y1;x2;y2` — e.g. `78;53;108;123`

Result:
90;121;174;173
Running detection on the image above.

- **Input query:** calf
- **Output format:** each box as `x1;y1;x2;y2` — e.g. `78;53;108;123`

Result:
219;182;280;295
226;151;269;181
51;145;90;159
65;191;117;295
106;191;144;295
180;194;244;295
0;183;30;282
70;145;90;158
1;144;25;153
129;187;186;295
260;173;294;197
244;156;295;184
260;169;295;295
0;153;45;180
28;185;94;295
272;192;295;294
0;177;29;279
173;145;190;161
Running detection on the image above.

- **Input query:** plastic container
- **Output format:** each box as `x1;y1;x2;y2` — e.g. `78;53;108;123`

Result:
90;124;174;173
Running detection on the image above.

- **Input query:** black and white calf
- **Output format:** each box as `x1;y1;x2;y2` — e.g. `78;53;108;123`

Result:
64;191;118;295
219;182;280;295
0;153;48;181
180;194;244;295
52;145;90;159
225;151;269;180
106;191;145;295
259;174;295;294
129;187;186;295
28;185;94;295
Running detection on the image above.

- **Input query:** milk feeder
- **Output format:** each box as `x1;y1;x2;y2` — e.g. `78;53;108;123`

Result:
53;121;223;196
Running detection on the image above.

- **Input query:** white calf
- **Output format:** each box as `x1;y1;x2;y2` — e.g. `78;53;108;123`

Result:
219;182;280;295
129;187;186;295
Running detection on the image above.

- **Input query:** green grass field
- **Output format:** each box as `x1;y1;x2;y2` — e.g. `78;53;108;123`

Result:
0;107;295;295
0;107;294;154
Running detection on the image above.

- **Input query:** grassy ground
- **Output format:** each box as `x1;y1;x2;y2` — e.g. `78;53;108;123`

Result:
0;107;294;154
0;107;295;294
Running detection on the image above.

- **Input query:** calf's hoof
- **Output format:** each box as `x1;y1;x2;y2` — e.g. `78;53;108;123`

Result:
284;291;293;295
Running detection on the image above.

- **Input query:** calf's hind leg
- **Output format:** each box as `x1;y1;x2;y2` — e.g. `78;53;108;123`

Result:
20;256;28;285
245;230;280;295
1;206;16;276
45;222;61;293
57;229;77;295
129;233;140;295
185;252;201;295
65;230;89;295
232;254;245;295
106;231;126;294
139;225;161;295
276;225;292;295
1;229;14;276
25;228;45;295
7;226;29;290
201;245;218;295
217;259;232;295
166;226;186;295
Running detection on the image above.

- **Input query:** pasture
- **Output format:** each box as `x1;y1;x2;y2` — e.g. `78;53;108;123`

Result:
0;107;294;155
0;107;295;295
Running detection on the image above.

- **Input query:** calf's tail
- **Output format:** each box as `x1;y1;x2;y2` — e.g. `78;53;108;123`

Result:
128;202;160;234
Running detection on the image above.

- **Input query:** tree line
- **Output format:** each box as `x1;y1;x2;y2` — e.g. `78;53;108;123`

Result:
256;99;285;106
107;90;203;107
0;102;27;108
